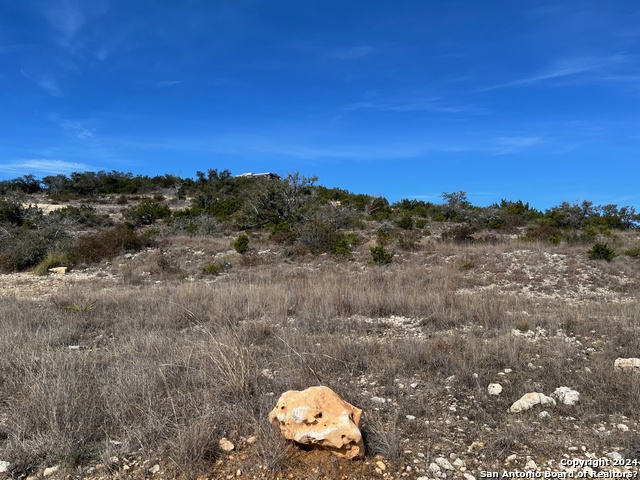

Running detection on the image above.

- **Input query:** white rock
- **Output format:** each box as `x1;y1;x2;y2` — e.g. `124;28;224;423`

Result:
406;415;416;421
510;392;556;413
453;458;465;468
149;464;161;474
617;424;630;432
219;437;235;452
488;383;503;396
48;267;67;275
464;474;476;480
428;463;441;474
370;396;386;404
526;459;537;470
552;387;580;406
435;457;454;470
43;466;59;477
0;461;9;473
614;358;640;372
607;451;623;461
538;410;551;420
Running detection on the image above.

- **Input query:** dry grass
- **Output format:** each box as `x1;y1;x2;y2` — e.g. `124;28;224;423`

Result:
1;230;639;477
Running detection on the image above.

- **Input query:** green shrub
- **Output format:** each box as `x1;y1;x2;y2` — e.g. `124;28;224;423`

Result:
588;242;616;262
74;224;152;263
625;243;640;259
396;214;414;230
331;232;360;258
32;251;77;276
201;261;225;276
49;205;112;227
0;230;49;272
233;234;250;254
415;218;427;229
441;225;475;243
370;245;393;265
124;200;171;226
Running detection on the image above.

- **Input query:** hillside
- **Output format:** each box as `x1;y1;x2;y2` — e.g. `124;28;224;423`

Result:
0;174;639;479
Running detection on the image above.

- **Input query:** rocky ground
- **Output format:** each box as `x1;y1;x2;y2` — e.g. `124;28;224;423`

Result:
1;197;639;480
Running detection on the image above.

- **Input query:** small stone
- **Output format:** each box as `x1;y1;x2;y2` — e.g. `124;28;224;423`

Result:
48;267;67;275
538;410;551;420
526;460;537;470
219;437;235;452
376;460;386;471
488;383;503;396
428;463;441;474
506;454;517;462
453;458;465;468
405;415;416;421
435;457;454;470
236;468;242;476
0;461;9;474
371;396;387;405
43;466;59;477
246;435;257;444
410;382;418;389
464;474;476;480
149;464;160;474
617;424;630;432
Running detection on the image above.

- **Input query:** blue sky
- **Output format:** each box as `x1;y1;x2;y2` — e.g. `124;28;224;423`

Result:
1;1;639;210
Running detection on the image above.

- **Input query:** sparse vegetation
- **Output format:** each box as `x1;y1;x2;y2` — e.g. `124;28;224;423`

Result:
1;170;640;478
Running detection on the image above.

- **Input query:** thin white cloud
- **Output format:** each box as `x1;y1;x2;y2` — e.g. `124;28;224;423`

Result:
20;69;61;96
481;55;633;91
41;0;109;48
0;159;92;175
331;46;374;60
157;80;184;88
492;136;541;154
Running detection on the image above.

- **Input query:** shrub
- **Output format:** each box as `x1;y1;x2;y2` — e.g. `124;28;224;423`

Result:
396;214;413;230
370;245;393;265
49;205;112;227
588;242;616;262
124;200;171;226
32;251;76;276
625;243;640;259
441;225;475;243
74;224;152;263
415;218;427;229
233;234;250;254
201;261;225;276
0;230;49;272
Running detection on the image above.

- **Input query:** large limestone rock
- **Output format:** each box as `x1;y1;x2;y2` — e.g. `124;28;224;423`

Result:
614;358;640;372
269;386;364;460
509;392;556;413
552;386;580;406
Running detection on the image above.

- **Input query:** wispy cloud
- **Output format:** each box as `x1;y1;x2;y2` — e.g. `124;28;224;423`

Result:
0;159;92;175
157;80;184;88
20;69;61;96
335;97;487;123
331;46;374;60
481;55;634;91
41;0;109;48
48;114;96;139
492;136;541;154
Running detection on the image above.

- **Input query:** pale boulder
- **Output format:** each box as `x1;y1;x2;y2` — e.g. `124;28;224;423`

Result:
614;358;640;372
487;383;503;396
48;267;68;275
509;392;556;413
552;387;579;406
269;386;364;460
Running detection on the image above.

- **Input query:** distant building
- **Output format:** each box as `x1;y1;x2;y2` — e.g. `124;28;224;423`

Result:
235;172;281;180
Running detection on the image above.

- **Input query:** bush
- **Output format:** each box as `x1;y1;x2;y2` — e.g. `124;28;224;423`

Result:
441;225;475;243
588;242;616;262
233;234;249;254
74;224;152;263
49;205;112;227
32;251;76;276
124;200;171;226
201;261;225;276
370;245;393;265
0;230;49;272
396;214;414;230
